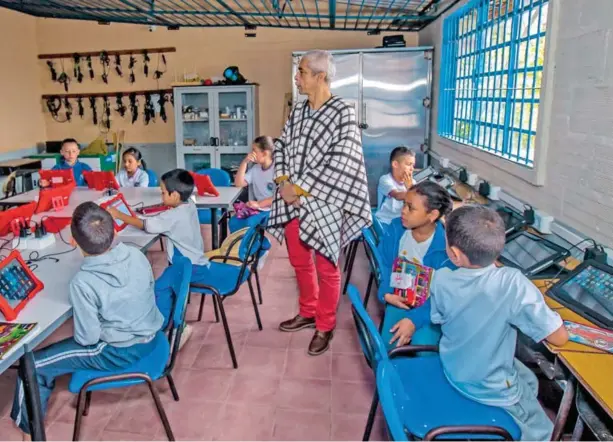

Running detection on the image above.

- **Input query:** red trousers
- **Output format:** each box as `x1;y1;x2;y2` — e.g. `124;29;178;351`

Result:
285;219;341;331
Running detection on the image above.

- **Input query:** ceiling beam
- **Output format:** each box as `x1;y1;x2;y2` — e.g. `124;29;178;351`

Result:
215;0;250;25
329;0;336;28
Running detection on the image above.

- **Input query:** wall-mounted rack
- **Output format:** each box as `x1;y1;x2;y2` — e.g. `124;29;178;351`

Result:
42;89;173;99
38;47;176;60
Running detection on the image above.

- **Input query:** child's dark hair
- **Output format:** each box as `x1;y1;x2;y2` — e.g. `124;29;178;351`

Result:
446;205;506;267
411;181;452;221
71;202;115;255
61;138;79;148
253;136;274;153
122;147;147;170
161;168;194;202
389;146;416;165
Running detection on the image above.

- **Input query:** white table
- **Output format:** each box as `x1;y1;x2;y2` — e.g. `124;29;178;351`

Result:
2;186;244;249
0;215;160;440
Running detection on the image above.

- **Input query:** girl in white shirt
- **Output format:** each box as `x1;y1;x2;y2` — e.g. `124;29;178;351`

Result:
117;147;150;188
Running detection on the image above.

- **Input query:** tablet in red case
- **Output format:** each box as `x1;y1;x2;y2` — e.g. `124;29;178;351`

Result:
97;193;136;232
0;250;44;321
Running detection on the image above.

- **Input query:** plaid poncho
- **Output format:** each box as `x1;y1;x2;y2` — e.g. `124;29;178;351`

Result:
267;96;372;264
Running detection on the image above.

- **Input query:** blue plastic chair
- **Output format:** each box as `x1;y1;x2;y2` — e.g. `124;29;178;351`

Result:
362;227;388;308
195;168;232;224
190;219;269;369
146;169;159;187
68;257;192;441
376;355;521;441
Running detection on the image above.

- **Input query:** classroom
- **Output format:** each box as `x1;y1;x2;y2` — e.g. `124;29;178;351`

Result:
0;0;611;440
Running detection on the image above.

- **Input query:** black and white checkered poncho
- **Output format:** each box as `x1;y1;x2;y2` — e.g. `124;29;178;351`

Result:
267;95;372;264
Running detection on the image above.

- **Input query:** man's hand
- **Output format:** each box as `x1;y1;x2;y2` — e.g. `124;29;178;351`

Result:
389;318;416;347
279;181;298;204
384;294;410;310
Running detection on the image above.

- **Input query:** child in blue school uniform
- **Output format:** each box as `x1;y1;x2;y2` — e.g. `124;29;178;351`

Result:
375;146;417;225
377;180;456;348
51;138;92;186
389;205;569;441
10;202;163;436
229;136;275;232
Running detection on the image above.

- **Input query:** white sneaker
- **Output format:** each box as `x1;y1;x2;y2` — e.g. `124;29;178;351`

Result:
178;324;193;351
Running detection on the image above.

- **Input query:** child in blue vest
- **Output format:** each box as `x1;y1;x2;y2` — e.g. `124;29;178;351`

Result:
52;138;92;186
377;180;456;348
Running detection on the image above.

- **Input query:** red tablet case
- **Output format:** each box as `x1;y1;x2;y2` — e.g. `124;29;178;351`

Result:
0;250;44;321
35;183;75;214
98;193;136;232
39;169;75;187
0;202;36;236
83;171;120;191
189;172;219;197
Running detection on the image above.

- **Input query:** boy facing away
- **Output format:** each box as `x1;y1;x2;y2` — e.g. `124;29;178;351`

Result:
375;146;417;225
11;202;163;435
107;168;209;344
390;205;568;441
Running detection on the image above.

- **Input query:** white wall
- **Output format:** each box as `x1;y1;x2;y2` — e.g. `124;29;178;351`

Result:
420;0;613;248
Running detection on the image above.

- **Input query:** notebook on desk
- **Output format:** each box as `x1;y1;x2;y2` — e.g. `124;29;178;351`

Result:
0;322;38;360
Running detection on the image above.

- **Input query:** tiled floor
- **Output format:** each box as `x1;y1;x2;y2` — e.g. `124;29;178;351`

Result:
0;228;388;441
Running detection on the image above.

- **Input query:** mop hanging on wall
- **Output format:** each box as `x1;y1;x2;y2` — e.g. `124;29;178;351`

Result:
115;94;127;117
77;97;85;118
86;55;94;80
129;93;138;124
64;97;72;122
128;54;137;83
72;54;84;83
143;50;150;77
46;61;58;82
114;54;123;77
100;51;110;84
89;96;98;125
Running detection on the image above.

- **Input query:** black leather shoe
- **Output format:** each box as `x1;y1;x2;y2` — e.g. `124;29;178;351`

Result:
279;315;316;332
308;330;334;356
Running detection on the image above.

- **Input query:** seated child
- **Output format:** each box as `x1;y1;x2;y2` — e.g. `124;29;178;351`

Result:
49;138;93;186
117;147;149;187
11;202;163;435
106;169;209;346
378;181;456;348
375;146;416;225
230;136;275;232
390;205;569;441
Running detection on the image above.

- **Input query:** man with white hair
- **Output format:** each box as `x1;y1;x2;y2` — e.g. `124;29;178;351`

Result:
268;50;372;355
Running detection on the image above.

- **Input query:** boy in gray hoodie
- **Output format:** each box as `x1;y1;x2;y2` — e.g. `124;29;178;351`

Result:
11;202;163;435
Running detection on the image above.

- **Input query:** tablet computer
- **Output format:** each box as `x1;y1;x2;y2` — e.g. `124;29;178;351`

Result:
496;206;527;235
0;250;44;321
97;193;136;232
548;260;613;330
498;231;570;277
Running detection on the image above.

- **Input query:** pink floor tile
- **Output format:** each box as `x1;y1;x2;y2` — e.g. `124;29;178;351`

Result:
213;403;275;441
237;346;287;377
226;374;281;405
331;380;376;415
271;408;332;441
332;353;373;383
289;329;316;351
276;378;332;412
283;350;332;380
0;418;25;441
330;328;363;354
245;327;292;349
46;419;108;441
99;429;165;441
162;398;222;440
332;413;388;441
177;368;235;402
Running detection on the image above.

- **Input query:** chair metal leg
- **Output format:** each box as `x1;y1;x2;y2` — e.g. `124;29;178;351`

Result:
216;294;238;369
197;293;206;322
146;378;175;441
159;237;165;252
248;277;263;331
363;390;379;441
73;388;88;441
167;374;180;401
343;241;355;272
212;295;220;323
83;391;92;416
343;241;358;295
364;273;374;309
254;269;263;305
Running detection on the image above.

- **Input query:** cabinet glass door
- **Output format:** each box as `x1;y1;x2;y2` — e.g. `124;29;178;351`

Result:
183;153;212;173
179;91;213;148
216;90;251;178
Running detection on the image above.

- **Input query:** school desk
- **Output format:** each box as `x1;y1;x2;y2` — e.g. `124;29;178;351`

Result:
0;200;161;440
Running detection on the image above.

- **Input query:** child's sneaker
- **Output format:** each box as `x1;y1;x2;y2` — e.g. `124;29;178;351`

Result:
178;324;193;350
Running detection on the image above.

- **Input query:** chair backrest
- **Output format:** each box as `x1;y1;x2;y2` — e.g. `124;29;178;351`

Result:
371;211;384;243
347;284;388;370
165;256;192;370
196;168;231;187
145;169;159;187
362;228;385;287
376;360;410;441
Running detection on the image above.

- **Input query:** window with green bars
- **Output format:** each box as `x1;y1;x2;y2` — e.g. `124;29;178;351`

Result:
438;0;548;168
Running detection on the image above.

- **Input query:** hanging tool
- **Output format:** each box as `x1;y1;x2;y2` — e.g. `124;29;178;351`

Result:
102;95;111;130
57;61;70;93
153;54;167;80
128;54;137;83
77;97;85;119
89;96;98;125
115;93;127;117
63;97;72;122
143;50;150;77
86;55;94;80
114;54;123;77
46;61;58;82
129;93;138;124
157;92;168;122
72;54;84;83
100;51;110;84
45;96;62;121
143;92;155;124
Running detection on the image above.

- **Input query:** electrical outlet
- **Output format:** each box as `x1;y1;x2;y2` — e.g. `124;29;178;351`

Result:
467;172;479;186
533;210;554;234
489;186;501;200
440;157;450;168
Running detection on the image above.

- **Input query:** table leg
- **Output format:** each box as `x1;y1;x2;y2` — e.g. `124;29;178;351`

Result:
551;376;575;441
220;209;228;244
19;350;46;441
210;208;219;250
571;416;584;441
